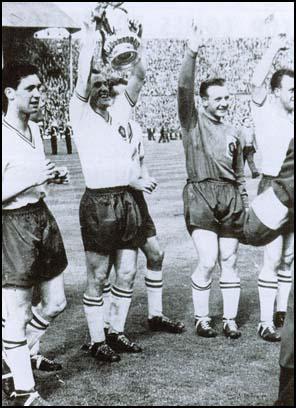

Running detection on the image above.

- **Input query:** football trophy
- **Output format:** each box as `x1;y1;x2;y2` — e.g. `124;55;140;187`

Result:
92;2;142;71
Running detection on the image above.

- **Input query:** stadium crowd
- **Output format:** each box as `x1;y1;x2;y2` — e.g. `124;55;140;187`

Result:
8;36;294;135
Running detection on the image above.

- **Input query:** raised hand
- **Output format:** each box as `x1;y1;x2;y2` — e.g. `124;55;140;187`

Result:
81;19;99;50
188;19;205;53
128;19;143;38
91;3;109;24
270;33;289;52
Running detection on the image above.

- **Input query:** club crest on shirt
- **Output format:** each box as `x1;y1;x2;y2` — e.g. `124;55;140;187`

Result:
226;133;238;158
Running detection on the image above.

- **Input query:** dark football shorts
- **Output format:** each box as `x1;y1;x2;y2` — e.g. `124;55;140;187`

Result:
258;174;293;235
183;179;245;238
131;190;157;239
79;187;146;254
2;200;68;289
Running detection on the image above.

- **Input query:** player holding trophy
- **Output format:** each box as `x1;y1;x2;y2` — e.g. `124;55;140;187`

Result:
70;4;151;362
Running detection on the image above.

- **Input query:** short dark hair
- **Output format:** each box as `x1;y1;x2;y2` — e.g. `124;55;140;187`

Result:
2;63;39;113
270;69;294;92
200;78;226;98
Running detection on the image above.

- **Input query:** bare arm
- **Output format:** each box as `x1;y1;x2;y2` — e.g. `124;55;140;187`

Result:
251;34;289;105
178;49;198;130
2;160;56;203
178;21;204;130
129;157;157;195
75;22;100;99
139;157;150;179
125;50;146;106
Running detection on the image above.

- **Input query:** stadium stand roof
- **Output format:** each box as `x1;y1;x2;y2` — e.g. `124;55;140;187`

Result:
2;2;81;34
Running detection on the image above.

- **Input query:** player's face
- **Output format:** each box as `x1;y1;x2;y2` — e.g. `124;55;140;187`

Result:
6;74;42;115
30;85;47;122
276;76;294;113
90;74;112;110
203;85;230;120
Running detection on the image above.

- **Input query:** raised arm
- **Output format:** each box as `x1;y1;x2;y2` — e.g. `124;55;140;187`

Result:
251;34;289;105
178;22;203;130
125;43;147;105
75;22;100;99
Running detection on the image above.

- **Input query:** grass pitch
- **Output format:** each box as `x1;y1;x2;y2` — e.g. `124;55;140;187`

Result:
3;140;281;406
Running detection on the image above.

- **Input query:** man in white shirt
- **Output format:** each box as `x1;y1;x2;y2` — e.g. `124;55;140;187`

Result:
2;63;68;406
100;95;185;336
243;138;294;406
70;22;153;361
250;33;294;342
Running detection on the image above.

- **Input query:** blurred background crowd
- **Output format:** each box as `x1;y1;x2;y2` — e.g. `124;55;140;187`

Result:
9;35;294;138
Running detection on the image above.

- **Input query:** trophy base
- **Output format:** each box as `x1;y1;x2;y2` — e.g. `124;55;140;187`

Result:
111;50;139;70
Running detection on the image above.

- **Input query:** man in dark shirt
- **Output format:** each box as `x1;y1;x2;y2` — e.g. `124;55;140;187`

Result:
50;124;58;155
178;21;248;340
64;123;73;155
158;126;170;143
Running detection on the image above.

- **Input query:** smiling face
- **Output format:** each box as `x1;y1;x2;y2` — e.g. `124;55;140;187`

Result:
5;74;42;115
89;74;112;110
202;85;230;120
274;75;294;113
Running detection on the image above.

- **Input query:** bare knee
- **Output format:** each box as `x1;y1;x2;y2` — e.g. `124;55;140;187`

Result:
220;252;237;271
220;253;239;280
41;297;67;319
264;254;281;273
279;253;294;271
200;257;217;273
147;250;165;271
116;267;137;289
194;258;216;282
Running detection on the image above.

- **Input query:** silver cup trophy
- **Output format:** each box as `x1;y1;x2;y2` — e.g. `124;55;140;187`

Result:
92;2;142;71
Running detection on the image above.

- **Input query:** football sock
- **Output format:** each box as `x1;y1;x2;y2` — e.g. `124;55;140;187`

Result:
258;277;278;323
29;341;40;357
4;311;42;358
277;270;292;312
191;275;212;318
103;282;111;330
26;307;50;350
83;295;105;343
109;286;133;333
145;269;163;319
220;280;241;320
3;336;35;392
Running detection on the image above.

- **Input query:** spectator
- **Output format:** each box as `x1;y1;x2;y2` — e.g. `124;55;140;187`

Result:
64;123;73;155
